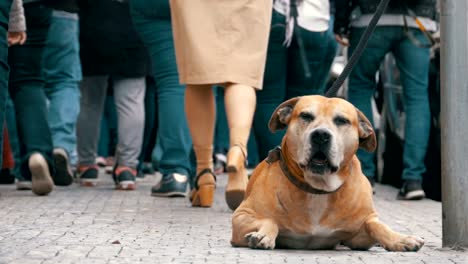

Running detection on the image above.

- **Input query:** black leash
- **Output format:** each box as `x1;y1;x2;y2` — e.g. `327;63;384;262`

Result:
325;0;391;98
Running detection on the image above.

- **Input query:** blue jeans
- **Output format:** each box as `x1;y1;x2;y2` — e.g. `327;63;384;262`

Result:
130;1;193;176
0;0;12;168
8;3;55;180
43;11;82;164
348;26;431;181
253;11;338;160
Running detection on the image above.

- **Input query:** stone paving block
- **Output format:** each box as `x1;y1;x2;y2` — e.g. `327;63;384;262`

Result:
0;172;466;264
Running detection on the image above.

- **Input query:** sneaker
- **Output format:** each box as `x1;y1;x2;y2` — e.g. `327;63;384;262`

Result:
398;180;426;200
151;173;188;197
96;157;107;167
78;165;99;187
53;148;74;186
29;153;54;195
113;166;137;190
16;173;32;190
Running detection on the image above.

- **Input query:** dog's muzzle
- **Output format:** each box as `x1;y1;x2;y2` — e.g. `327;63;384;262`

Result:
302;129;338;175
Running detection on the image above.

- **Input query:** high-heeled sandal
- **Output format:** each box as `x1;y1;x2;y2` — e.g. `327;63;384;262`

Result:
191;168;217;207
225;144;248;211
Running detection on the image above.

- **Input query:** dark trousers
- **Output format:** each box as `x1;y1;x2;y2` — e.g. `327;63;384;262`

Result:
131;1;193;176
0;0;12;168
253;11;338;160
8;3;55;180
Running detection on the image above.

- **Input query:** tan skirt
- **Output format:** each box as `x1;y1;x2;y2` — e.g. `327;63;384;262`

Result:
170;0;272;90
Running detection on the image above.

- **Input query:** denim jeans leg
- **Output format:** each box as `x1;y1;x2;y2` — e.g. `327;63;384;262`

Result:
253;10;288;160
132;11;192;176
8;3;55;180
393;29;431;181
0;0;12;168
347;27;393;179
43;12;82;165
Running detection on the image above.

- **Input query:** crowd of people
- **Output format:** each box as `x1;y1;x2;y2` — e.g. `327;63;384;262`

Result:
0;0;438;209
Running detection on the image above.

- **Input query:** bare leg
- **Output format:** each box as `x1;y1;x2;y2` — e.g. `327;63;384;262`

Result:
224;83;257;210
185;84;216;207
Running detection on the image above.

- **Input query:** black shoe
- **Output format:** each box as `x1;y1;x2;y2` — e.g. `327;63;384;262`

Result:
0;169;15;184
78;165;99;187
151;173;188;197
398;180;425;200
113;166;136;190
53;148;74;186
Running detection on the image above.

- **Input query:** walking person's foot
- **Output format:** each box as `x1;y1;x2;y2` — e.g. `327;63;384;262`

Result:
78;165;99;187
397;180;426;200
53;148;74;186
29;153;54;196
113;166;137;191
151;173;188;197
16;174;32;190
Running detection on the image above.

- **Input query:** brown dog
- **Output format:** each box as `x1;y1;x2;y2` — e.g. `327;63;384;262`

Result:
231;95;424;251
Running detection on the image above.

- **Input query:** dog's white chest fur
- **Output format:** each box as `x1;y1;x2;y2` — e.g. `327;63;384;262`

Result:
277;194;340;249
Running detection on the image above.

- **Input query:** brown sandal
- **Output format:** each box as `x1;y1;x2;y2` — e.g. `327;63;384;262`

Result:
225;144;248;211
191;168;217;207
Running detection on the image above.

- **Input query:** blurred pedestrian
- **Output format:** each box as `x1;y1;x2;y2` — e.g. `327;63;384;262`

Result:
170;0;272;209
334;0;437;200
8;0;56;196
76;0;148;190
253;0;338;161
43;8;81;186
130;0;193;197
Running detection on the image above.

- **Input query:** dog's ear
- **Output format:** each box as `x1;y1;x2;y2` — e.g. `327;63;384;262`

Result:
356;108;377;152
268;97;300;133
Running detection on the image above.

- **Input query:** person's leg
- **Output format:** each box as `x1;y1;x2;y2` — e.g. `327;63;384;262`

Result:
287;28;334;98
131;8;193;196
253;10;288;161
138;76;157;176
347;27;393;183
8;3;55;196
76;75;108;186
111;76;145;190
224;83;257;210
43;11;81;185
0;0;12;169
213;86;229;173
185;84;216;206
392;28;431;200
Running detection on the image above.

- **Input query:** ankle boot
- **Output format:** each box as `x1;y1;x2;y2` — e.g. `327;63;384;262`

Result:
225;144;248;210
191;168;216;207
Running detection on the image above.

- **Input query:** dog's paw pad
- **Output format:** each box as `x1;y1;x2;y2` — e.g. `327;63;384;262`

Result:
245;232;275;250
386;236;424;252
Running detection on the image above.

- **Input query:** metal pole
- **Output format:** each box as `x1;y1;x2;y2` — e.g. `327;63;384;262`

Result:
440;0;468;248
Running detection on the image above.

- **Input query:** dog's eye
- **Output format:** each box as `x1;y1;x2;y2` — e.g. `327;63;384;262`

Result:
334;116;350;126
299;113;315;122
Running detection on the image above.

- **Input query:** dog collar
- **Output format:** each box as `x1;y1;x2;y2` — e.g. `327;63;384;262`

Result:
267;146;337;195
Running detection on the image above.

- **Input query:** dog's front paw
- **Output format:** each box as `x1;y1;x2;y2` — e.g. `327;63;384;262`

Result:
245;232;275;250
384;235;424;252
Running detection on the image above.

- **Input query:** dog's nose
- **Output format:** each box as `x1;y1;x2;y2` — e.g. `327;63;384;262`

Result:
311;130;331;145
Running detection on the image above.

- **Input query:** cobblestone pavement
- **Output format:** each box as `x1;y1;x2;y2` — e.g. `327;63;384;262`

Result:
0;171;466;264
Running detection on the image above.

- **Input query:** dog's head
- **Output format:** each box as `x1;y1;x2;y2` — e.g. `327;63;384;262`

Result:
269;95;376;192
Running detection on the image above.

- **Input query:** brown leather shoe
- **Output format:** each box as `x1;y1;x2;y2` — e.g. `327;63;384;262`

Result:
225;144;248;211
191;168;216;207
